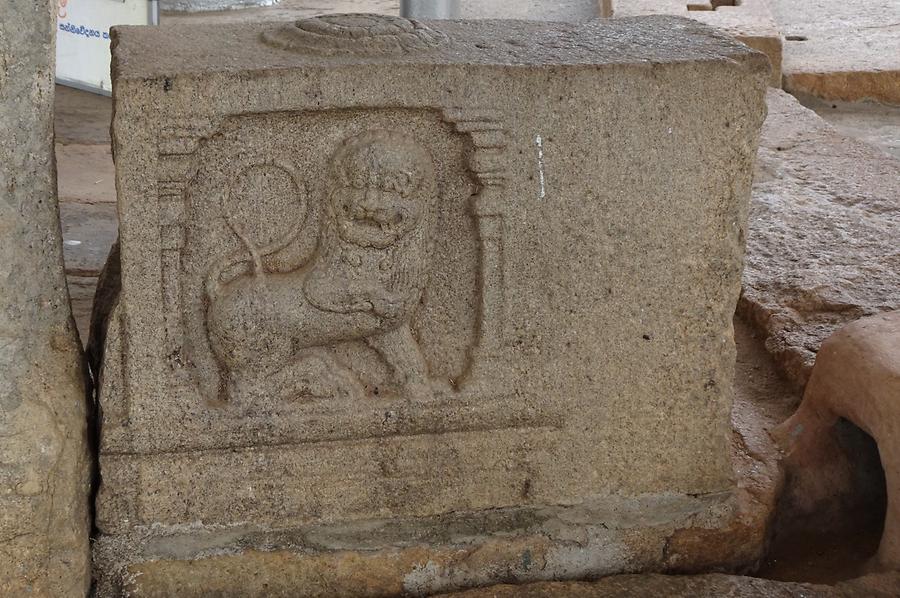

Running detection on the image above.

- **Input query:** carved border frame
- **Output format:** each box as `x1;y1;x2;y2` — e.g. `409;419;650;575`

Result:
153;106;509;388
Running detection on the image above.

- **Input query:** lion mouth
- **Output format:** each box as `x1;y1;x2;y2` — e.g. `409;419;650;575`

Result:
339;215;404;248
345;206;409;234
336;201;418;247
358;213;402;228
345;215;400;236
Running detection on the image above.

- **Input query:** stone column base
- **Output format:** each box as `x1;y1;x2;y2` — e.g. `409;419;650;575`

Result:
161;0;279;12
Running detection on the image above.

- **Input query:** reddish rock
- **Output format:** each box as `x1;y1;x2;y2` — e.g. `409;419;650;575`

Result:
774;311;900;569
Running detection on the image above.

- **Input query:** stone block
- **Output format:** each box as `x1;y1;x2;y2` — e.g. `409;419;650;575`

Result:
94;14;769;595
774;311;900;570
0;0;91;595
607;0;782;87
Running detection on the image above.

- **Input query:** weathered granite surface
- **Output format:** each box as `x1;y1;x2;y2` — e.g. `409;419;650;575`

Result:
606;0;782;86
663;319;792;575
93;319;792;597
741;89;900;389
0;0;91;595
94;14;768;594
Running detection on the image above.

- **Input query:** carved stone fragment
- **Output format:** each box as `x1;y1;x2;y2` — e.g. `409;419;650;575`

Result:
93;14;769;595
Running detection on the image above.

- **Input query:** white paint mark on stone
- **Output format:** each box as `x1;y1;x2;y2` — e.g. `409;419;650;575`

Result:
64;239;82;246
535;134;546;199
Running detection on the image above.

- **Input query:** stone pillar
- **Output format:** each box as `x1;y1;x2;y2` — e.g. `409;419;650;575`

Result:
160;0;279;12
401;0;461;19
0;1;91;596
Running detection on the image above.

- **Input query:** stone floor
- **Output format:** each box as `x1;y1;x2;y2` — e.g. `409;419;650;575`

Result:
612;0;900;104
162;0;397;23
53;0;900;594
769;0;900;104
799;94;900;160
55;85;116;342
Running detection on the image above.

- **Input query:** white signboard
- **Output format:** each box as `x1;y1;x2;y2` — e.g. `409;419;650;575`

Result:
56;0;157;95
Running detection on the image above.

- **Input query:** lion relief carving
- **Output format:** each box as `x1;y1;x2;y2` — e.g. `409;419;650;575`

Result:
203;130;438;403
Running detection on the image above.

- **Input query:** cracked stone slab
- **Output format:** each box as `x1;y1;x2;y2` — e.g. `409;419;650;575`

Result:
740;89;900;389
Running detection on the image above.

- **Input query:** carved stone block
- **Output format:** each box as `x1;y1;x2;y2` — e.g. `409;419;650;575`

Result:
94;14;769;595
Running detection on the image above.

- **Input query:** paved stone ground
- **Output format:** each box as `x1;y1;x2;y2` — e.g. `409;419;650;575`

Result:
613;0;900;104
769;0;900;103
162;0;396;23
798;94;900;161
